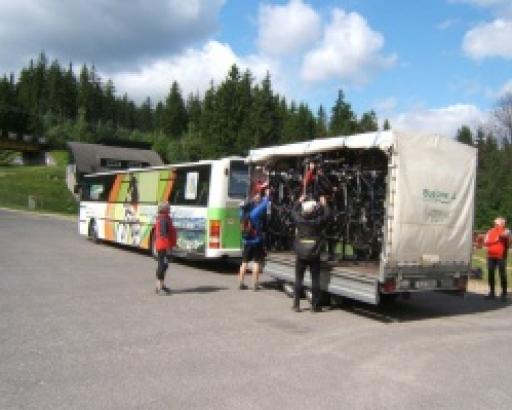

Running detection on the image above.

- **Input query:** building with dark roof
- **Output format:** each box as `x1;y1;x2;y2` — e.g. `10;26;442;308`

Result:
66;142;163;195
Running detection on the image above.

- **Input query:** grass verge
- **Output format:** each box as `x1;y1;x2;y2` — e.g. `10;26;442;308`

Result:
0;157;77;215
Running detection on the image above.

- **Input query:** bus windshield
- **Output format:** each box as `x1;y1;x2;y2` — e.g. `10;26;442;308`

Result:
228;161;249;199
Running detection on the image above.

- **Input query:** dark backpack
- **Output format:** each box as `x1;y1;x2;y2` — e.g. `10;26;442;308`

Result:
241;209;256;239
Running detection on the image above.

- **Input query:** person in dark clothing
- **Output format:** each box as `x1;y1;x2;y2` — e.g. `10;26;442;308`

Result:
291;195;330;312
238;186;270;291
154;202;177;295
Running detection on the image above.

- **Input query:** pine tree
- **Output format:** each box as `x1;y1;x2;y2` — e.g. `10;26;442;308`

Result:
62;63;77;120
46;59;63;117
103;79;117;127
136;97;153;132
456;125;473;146
315;105;327;138
251;72;280;148
163;81;187;138
329;89;357;136
358;110;378;132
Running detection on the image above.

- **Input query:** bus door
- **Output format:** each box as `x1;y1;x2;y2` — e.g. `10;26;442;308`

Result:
168;165;211;257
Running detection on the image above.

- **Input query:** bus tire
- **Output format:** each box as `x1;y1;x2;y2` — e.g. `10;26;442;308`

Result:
88;220;100;244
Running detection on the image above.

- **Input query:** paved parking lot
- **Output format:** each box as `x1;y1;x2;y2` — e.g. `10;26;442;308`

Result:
1;208;512;410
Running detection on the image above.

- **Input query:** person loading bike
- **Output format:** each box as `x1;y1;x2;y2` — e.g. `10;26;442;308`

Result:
291;195;330;312
303;159;337;261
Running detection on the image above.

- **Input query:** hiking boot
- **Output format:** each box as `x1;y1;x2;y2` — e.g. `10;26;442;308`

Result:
253;283;261;292
239;283;248;290
162;285;171;294
484;292;496;300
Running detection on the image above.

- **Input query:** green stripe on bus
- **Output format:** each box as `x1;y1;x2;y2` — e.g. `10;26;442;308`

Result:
207;207;241;249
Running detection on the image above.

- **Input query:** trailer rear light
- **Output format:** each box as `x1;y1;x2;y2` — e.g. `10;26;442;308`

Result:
209;220;221;249
381;279;396;293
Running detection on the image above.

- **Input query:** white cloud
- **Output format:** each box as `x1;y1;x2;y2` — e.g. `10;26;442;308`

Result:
300;9;396;84
108;41;275;104
463;18;512;60
0;0;225;73
257;0;322;56
391;104;488;137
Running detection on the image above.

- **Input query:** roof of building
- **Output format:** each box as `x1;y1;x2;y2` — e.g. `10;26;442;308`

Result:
67;141;163;174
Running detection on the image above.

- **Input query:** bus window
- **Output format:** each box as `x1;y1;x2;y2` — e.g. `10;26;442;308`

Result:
169;165;211;206
82;175;116;201
228;161;249;199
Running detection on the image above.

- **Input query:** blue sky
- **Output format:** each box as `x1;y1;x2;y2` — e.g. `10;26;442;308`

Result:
1;0;511;137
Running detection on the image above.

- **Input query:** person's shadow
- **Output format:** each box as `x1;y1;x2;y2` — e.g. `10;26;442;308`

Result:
170;285;228;294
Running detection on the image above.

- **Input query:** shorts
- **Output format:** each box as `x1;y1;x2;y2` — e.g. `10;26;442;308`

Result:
242;243;265;263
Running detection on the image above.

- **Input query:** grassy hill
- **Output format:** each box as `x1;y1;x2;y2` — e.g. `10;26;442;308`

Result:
0;151;78;215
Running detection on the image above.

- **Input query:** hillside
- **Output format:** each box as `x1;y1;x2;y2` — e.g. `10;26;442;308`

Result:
0;151;78;215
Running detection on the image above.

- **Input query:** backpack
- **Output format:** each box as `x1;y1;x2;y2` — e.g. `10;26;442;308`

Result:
241;204;256;239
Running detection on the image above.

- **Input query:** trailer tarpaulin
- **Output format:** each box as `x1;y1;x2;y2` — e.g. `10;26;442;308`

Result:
247;131;393;164
388;131;476;266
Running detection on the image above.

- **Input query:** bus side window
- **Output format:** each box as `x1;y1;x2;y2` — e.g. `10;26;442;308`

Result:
168;165;211;206
83;175;116;202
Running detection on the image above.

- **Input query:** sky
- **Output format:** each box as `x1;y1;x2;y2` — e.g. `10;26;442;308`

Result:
1;0;511;138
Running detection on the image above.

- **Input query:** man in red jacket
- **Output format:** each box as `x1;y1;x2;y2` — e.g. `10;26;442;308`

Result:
154;202;177;295
484;217;509;300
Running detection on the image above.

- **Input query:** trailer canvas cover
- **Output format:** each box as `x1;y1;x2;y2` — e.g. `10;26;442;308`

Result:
248;130;477;268
390;130;476;267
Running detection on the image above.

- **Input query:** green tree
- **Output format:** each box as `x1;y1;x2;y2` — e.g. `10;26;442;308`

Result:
0;74;18;134
315;105;328;138
136;97;153;132
163;81;187;138
456;125;473;145
358;110;378;132
329;89;357;136
251;72;280;148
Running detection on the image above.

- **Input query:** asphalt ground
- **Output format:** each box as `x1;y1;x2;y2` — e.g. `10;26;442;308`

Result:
1;208;512;410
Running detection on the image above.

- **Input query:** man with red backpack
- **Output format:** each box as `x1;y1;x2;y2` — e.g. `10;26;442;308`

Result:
484;217;510;300
154;202;177;295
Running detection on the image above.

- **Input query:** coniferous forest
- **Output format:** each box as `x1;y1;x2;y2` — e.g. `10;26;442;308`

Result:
1;52;512;229
0;53;379;163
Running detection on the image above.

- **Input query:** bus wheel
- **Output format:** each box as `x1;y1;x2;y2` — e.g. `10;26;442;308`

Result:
88;220;99;243
150;231;158;259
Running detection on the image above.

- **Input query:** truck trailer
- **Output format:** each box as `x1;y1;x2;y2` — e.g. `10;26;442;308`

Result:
247;130;477;305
